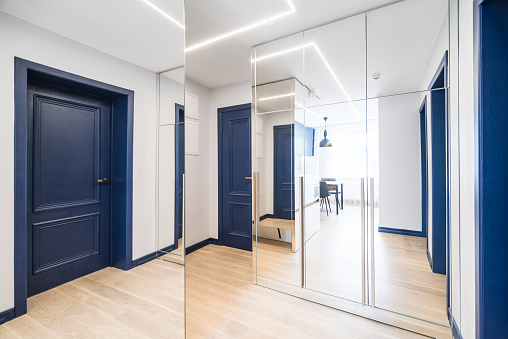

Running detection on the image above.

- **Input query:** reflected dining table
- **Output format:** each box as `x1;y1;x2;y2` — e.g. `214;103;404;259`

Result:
325;181;343;215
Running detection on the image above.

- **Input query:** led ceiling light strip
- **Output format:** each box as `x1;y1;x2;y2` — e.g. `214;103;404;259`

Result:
252;43;362;121
259;92;295;101
139;0;185;29
185;0;296;52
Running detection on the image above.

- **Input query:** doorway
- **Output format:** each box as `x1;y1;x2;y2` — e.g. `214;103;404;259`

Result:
218;103;252;251
14;58;133;317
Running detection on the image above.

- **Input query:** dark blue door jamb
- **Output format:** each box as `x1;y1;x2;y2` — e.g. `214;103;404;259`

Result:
474;1;508;337
419;97;428;241
429;52;448;276
174;104;185;248
14;58;133;318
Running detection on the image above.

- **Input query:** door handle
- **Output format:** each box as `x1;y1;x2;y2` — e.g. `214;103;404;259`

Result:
97;178;110;183
245;177;252;180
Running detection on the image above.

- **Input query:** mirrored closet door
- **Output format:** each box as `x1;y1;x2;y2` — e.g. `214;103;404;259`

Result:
253;0;456;336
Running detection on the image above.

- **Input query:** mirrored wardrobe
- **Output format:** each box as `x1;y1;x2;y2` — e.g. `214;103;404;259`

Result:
252;0;456;336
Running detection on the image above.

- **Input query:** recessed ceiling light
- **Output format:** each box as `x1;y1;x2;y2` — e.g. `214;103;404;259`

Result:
139;0;185;29
259;92;296;101
185;0;296;52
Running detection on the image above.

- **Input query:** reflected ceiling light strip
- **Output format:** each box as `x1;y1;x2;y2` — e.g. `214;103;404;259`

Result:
185;0;296;52
295;102;322;120
251;43;314;63
312;45;362;121
259;92;295;101
252;43;362;121
139;0;185;29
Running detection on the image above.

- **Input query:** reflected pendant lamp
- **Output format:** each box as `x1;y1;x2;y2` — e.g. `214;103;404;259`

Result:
319;117;332;148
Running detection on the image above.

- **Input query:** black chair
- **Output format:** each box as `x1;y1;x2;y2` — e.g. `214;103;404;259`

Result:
320;181;332;216
321;177;342;211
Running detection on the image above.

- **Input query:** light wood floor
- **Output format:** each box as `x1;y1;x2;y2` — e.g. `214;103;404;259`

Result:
0;230;442;338
256;205;448;327
0;259;184;338
185;244;429;339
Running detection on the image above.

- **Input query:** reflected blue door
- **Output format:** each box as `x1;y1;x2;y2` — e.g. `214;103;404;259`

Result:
219;104;252;251
274;125;294;220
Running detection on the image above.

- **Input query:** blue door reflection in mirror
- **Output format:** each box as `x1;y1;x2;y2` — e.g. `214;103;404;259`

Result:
218;104;252;251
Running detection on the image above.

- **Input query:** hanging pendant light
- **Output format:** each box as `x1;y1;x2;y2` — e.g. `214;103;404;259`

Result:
319;117;332;148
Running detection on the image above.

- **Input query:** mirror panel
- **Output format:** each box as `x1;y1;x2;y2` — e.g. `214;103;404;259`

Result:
366;0;449;98
303;14;366;108
367;90;448;326
254;104;300;286
303;101;367;303
253;33;304;89
157;68;185;266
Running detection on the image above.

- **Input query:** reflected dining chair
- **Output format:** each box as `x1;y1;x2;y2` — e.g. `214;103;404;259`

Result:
319;181;332;216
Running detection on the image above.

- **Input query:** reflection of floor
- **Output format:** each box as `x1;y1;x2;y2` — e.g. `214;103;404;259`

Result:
186;244;428;338
257;205;448;326
0;259;184;337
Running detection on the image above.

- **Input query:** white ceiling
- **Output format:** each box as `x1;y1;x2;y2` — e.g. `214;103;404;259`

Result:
184;0;425;88
0;0;184;72
0;0;447;95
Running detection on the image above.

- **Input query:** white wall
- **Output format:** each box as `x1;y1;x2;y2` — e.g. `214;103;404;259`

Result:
208;80;252;239
184;79;212;247
378;94;423;232
0;11;161;313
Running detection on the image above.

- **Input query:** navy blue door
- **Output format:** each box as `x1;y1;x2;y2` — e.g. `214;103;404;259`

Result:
175;104;185;244
274;125;294;220
219;104;252;251
27;82;111;297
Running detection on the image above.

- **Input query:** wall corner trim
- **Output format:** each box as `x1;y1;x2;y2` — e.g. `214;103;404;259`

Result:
377;226;425;238
186;238;219;255
131;245;176;268
0;308;15;326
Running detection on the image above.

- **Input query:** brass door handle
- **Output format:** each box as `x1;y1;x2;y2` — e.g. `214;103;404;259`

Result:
97;178;110;183
245;177;252;180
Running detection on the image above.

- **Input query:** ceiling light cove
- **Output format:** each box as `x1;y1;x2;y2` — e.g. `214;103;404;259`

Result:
185;0;296;53
259;92;296;101
139;0;185;29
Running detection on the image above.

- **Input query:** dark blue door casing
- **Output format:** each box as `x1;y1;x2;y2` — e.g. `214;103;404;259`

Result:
27;82;111;297
474;1;508;337
419;98;428;241
175;105;185;244
219;104;252;251
430;66;447;275
274;125;295;220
